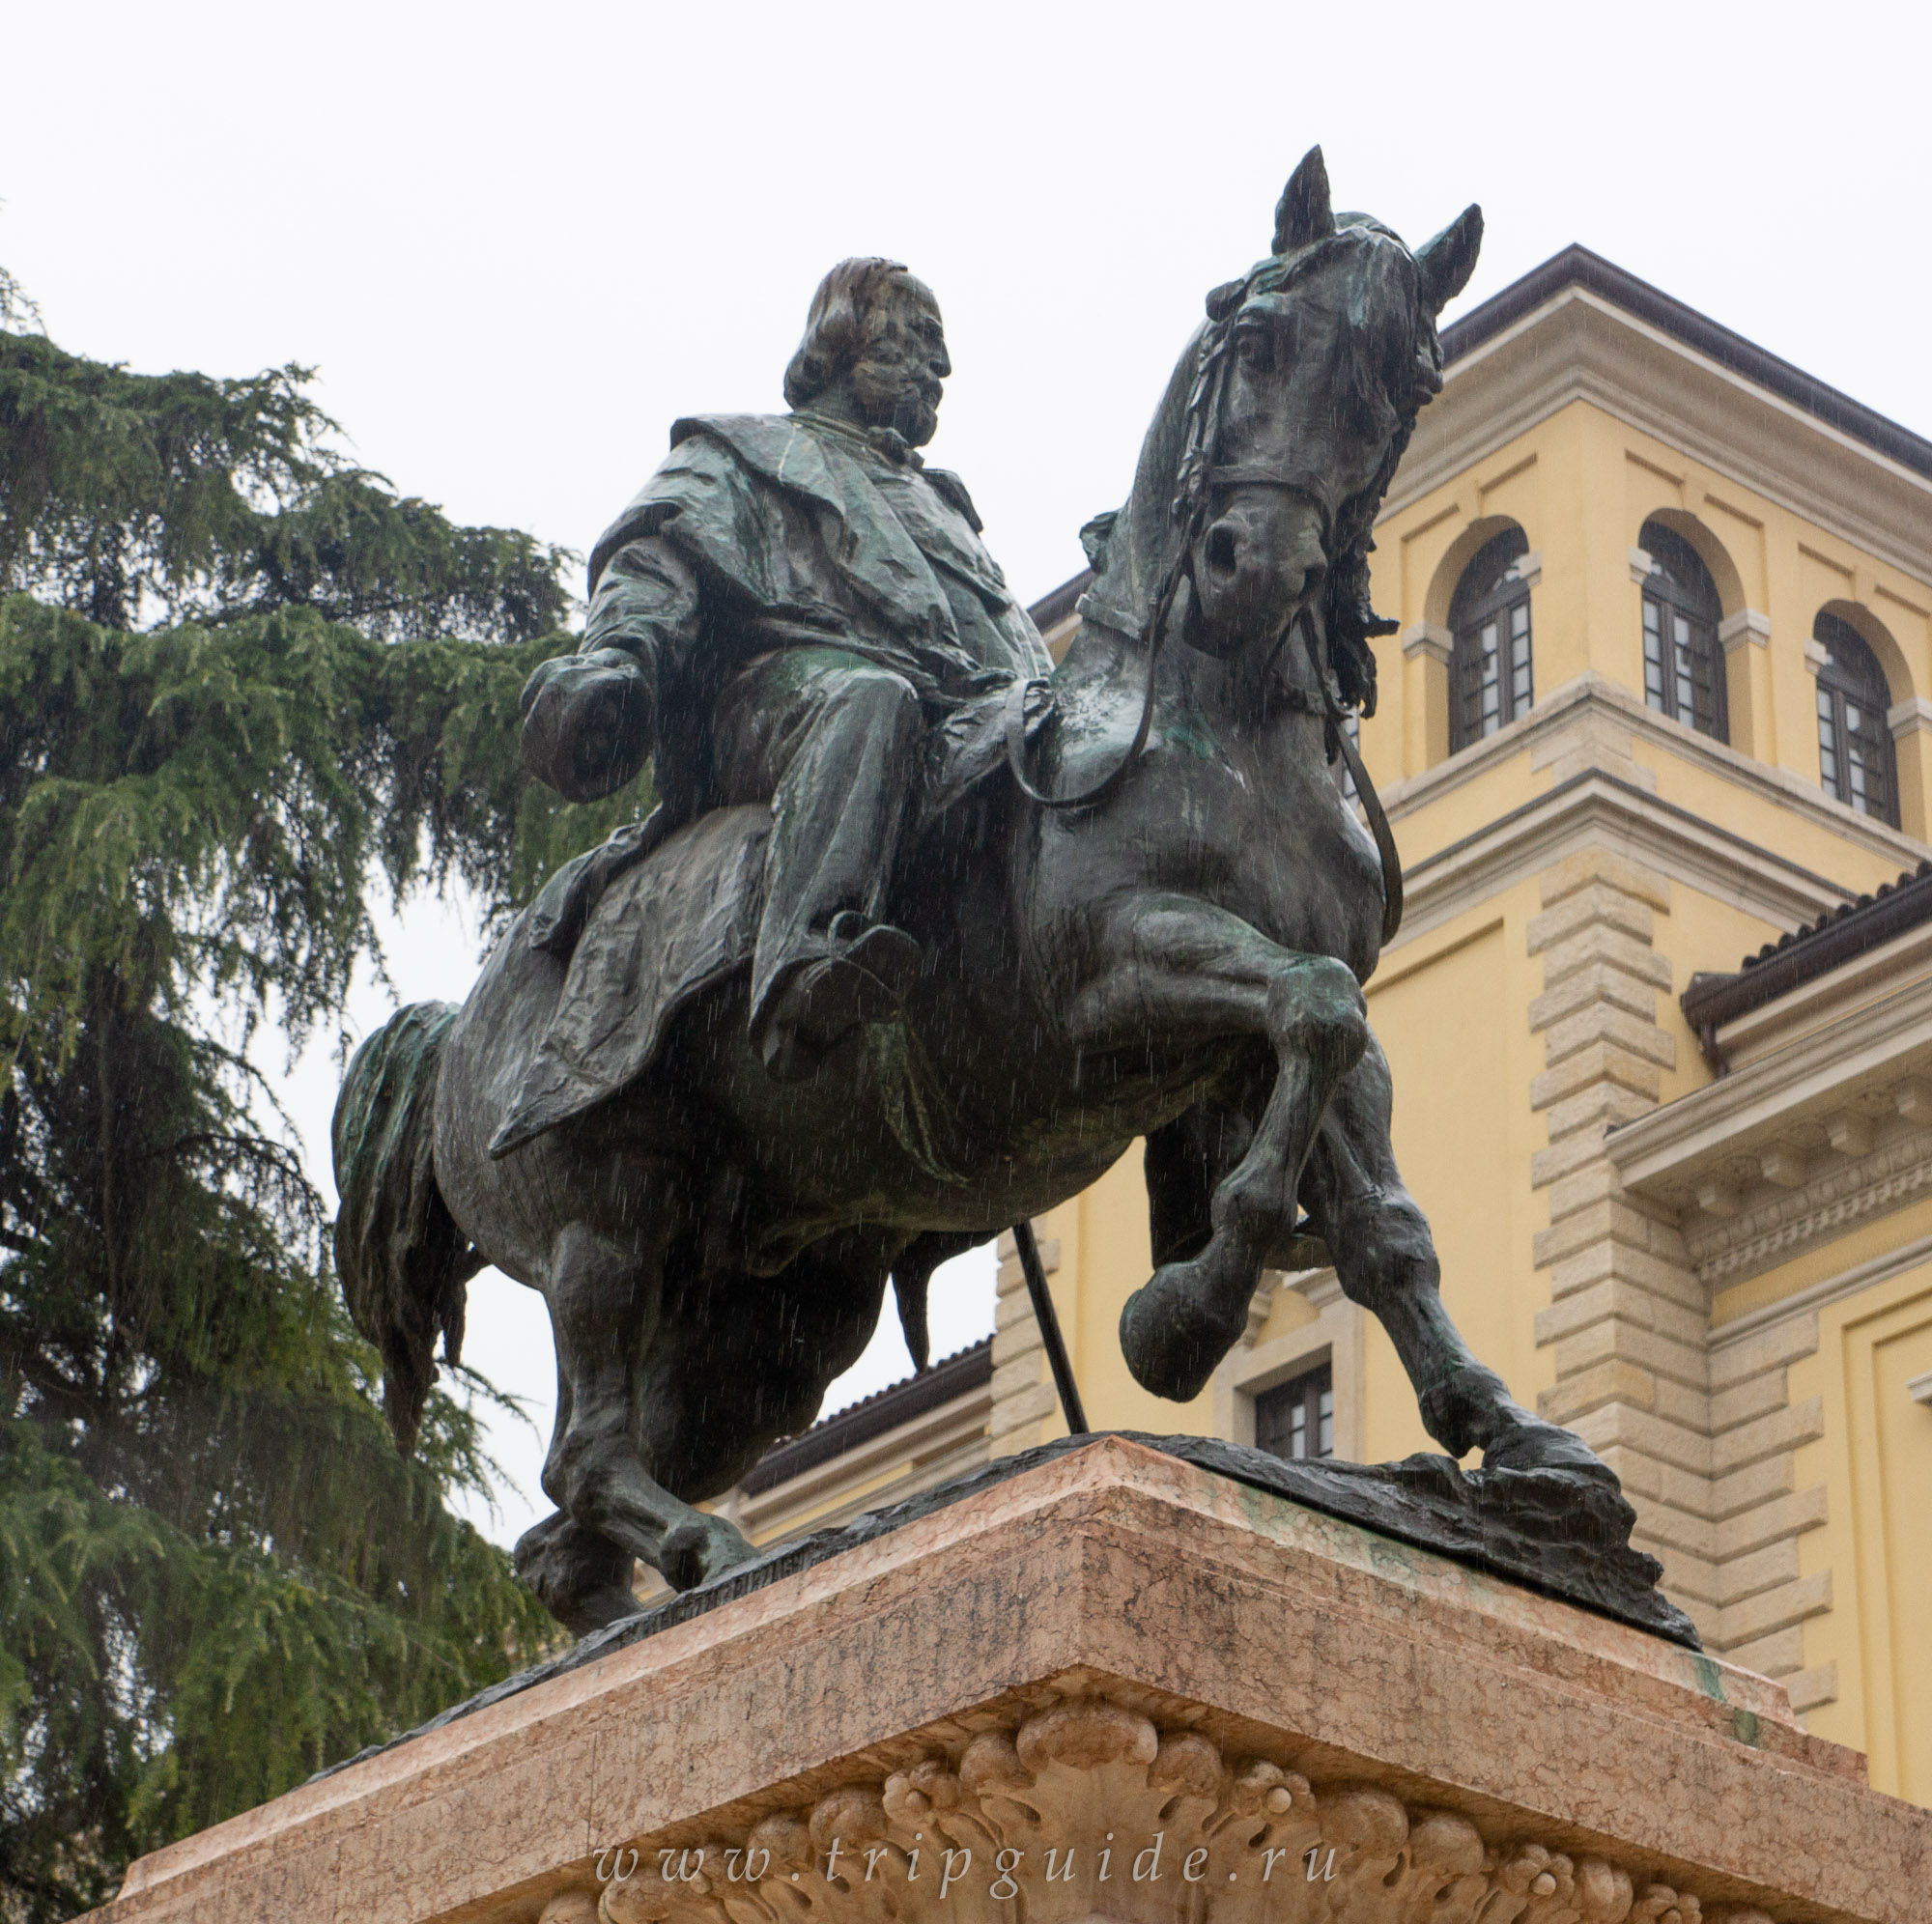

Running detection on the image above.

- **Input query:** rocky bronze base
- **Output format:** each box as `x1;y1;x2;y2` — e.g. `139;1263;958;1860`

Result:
1162;1435;1700;1646
94;1437;1925;1924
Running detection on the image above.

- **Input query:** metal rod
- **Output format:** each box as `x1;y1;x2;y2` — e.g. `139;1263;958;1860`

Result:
1013;1220;1089;1435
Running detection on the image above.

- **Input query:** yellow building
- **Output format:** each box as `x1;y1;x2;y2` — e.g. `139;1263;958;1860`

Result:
718;246;1932;1805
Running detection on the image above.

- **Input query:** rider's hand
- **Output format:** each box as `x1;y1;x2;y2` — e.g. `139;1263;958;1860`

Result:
519;649;656;802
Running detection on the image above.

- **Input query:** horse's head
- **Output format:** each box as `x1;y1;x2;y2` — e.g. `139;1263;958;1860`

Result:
1164;149;1482;688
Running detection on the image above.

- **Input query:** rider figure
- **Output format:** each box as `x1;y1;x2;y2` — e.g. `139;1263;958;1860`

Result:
520;259;1052;1079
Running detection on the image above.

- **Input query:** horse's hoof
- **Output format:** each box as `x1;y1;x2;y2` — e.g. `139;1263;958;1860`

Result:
513;1511;643;1636
658;1514;758;1593
1120;1265;1246;1402
1483;1416;1619;1484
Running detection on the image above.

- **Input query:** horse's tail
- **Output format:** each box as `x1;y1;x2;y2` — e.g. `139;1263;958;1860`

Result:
330;1002;481;1457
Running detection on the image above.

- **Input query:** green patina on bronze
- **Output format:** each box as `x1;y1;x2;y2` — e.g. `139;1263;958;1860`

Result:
331;152;1692;1652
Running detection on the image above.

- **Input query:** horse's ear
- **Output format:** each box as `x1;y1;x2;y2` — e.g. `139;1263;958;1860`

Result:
1272;147;1336;254
1416;204;1484;314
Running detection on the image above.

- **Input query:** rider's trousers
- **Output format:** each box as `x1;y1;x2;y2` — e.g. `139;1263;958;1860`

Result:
711;645;923;1030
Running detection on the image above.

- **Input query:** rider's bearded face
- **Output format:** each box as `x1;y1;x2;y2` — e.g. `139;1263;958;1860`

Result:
847;276;949;447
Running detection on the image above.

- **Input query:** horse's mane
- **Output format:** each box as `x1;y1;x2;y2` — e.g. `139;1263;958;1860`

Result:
1074;326;1205;648
1078;217;1443;721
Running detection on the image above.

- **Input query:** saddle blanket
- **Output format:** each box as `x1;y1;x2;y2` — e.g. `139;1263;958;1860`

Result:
487;678;1051;1158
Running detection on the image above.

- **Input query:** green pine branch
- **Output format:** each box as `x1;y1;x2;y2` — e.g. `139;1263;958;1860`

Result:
0;278;645;1919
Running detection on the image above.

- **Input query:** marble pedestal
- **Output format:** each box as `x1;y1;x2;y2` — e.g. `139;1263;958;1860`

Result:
96;1437;1927;1924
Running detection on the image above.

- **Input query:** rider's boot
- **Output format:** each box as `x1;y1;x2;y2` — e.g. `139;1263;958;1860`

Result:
754;912;923;1082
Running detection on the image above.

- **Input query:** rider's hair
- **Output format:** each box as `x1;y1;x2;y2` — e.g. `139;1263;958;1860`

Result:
783;257;911;409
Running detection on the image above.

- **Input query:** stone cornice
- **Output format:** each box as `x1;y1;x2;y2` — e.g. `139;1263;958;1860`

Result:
1383;679;1925;947
1439;246;1932;482
107;1438;1917;1924
1385;674;1930;867
1397;770;1840;948
1711;1230;1932;1347
1383;288;1932;589
1607;973;1932;1192
1610;972;1932;1287
1685;1128;1932;1290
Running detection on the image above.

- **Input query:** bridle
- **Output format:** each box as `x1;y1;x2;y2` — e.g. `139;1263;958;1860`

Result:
1003;267;1407;947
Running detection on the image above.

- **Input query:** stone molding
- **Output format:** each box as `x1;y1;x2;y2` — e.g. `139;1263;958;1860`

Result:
105;1439;1919;1924
1400;619;1453;665
1394;768;1849;952
1717;609;1771;655
719;1379;992;1547
1382;285;1932;587
1629;546;1655;587
1888;694;1932;740
1378;674;1930;928
1610;975;1932;1288
1708;921;1932;1069
1214;1269;1364;1462
1683;1128;1932;1289
588;1695;1762;1924
1801;637;1830;677
1612;973;1932;1174
1712;1230;1932;1347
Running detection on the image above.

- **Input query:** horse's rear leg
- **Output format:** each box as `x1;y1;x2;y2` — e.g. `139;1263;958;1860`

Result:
1302;1039;1610;1479
541;1201;755;1597
1078;902;1369;1401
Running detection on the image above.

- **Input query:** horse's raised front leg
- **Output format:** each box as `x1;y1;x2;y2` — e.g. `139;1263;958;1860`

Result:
538;1183;755;1599
1301;1035;1611;1479
1071;899;1369;1401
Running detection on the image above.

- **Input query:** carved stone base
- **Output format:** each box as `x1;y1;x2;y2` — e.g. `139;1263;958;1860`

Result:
93;1437;1926;1924
600;1696;1729;1924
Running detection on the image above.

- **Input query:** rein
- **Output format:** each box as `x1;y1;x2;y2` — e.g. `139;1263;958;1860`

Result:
1001;530;1191;815
1298;602;1405;947
1002;241;1406;945
1001;580;1405;947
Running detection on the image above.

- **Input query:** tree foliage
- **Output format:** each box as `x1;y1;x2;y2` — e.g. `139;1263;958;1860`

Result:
0;278;644;1918
0;315;569;643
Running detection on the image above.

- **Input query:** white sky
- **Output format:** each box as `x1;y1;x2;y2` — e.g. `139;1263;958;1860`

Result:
8;0;1930;1546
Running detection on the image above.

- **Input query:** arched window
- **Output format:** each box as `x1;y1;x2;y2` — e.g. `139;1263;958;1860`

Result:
1814;611;1898;827
1448;526;1533;752
1637;520;1727;741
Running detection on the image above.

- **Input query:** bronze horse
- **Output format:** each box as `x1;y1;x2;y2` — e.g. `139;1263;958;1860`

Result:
334;152;1607;1634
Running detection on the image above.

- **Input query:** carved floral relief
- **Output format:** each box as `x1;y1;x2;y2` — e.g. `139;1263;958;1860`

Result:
551;1700;1773;1924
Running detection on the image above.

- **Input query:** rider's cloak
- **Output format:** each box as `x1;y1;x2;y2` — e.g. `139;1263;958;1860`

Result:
490;416;1059;1155
585;411;1052;819
524;412;1054;960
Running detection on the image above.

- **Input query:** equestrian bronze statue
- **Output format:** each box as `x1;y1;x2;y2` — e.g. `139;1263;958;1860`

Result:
334;150;1616;1636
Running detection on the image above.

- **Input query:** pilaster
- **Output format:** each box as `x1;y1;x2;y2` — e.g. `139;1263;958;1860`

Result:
1398;621;1450;775
1888;694;1932;840
1719;608;1776;761
1525;847;1719;1634
989;1225;1060;1452
1523;847;1840;1700
1704;1309;1835;1712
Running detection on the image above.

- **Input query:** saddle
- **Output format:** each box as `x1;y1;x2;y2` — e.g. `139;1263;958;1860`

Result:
486;679;1050;1160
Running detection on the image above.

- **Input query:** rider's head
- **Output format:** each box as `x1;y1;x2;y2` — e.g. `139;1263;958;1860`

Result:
784;258;950;448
